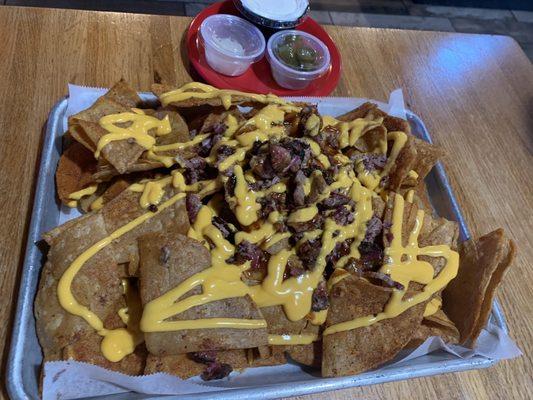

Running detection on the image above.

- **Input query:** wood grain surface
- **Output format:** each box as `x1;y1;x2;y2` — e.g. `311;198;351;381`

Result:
0;5;531;400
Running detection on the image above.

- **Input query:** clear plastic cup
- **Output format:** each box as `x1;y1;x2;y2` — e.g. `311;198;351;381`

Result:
199;14;266;76
267;30;331;90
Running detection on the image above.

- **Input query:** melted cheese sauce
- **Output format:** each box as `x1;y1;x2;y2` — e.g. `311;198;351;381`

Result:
158;82;293;110
268;333;318;345
68;185;98;200
323;194;459;335
423;297;442;317
56;84;457;362
96;109;171;158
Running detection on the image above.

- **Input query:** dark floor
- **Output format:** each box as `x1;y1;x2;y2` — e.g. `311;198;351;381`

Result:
2;0;532;61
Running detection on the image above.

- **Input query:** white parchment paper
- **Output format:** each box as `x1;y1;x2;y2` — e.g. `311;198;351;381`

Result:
45;85;521;400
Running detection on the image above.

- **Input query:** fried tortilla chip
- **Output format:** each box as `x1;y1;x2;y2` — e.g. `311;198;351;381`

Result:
102;178;131;204
145;349;249;378
92;159;165;182
387;135;417;191
400;181;433;214
144;109;190;146
285;342;322;368
335;102;380;122
35;213;127;357
103;79;142;108
69;82;179;174
354;125;387;153
260;306;307;335
407;308;460;348
259;305;319;367
36;184;190;356
383;194;458;278
139;231;268;355
411;137;444;181
152;83;267;109
443;229;516;345
55;142;97;203
78;119;146;174
383;194;419;249
336;102;410;134
322;275;425;377
69;97;128;152
248;346;287;367
62;332;147;375
419;214;459;274
101;187;189;266
145;354;204;378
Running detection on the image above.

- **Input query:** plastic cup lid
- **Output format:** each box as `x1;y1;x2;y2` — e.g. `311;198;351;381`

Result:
240;0;309;22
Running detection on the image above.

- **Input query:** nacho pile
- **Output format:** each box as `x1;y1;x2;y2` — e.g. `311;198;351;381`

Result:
35;81;516;381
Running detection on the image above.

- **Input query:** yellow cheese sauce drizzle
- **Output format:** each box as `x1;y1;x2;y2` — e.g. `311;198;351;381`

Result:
323;194;459;335
423;297;442;317
66;185;99;208
268;333;319;346
96;108;171;158
158;82;294;110
68;184;98;200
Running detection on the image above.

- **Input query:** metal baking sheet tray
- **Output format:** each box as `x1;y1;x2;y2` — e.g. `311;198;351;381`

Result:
7;96;508;399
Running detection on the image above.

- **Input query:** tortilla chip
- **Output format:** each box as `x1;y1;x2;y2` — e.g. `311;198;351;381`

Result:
285;342;322;368
101;187;189;265
322;275;425;377
152;83;267;109
383;194;458;289
387;135;417;191
383;115;410;135
259;305;319;367
68;123;95;153
335;102;379;121
144;109;190;146
102;178;131;204
383;194;419;249
248;346;287;367
139;231;268;355
69;81;164;174
103;79;142;108
418;214;459;274
336;102;411;134
92;159;165;182
260;306;307;335
62;332;146;375
404;181;433;214
69;97;128;152
354;125;387;153
410;137;444;181
407;308;460;348
145;349;249;378
56;142;97;203
35;219;126;358
443;229;516;345
78;119;146;174
145;354;204;378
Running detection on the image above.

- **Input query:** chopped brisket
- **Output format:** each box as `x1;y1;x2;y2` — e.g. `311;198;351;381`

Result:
185;193;202;224
201;362;232;381
311;281;329;311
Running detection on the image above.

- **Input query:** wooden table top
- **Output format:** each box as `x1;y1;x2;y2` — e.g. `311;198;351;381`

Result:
0;5;531;400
